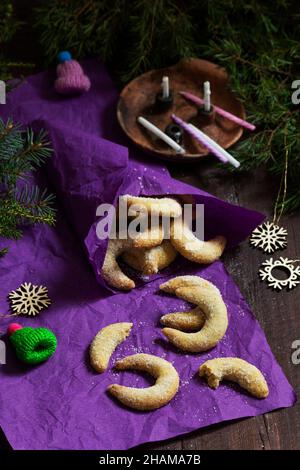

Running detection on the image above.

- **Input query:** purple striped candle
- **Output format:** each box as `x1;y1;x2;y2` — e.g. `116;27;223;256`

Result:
171;114;240;168
180;91;256;131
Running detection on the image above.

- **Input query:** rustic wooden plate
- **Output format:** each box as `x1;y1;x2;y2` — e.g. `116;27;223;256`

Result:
117;58;245;162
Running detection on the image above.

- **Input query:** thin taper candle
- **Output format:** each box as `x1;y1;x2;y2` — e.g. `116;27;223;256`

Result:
203;81;211;111
180;91;256;131
171;114;227;164
162;76;169;99
171;114;240;167
138;116;185;154
189;124;240;168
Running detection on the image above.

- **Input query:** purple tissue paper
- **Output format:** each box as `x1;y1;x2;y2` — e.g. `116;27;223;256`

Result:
0;59;296;450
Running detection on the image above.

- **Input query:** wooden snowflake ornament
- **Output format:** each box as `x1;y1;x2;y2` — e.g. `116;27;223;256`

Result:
250;221;287;253
259;257;300;291
8;282;51;316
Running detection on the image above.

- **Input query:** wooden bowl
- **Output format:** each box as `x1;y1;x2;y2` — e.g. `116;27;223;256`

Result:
117;58;245;162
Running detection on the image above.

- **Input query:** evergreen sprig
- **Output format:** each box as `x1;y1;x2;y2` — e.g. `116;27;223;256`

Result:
0;120;52;186
0;118;56;244
34;0;199;82
0;1;34;82
0;1;19;45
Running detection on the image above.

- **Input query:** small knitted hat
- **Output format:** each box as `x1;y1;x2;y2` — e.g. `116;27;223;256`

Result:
8;323;57;365
55;51;91;95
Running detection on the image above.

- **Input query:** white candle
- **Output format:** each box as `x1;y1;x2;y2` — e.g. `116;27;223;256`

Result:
137;116;185;154
189;123;240;168
162;76;169;99
203;81;211;111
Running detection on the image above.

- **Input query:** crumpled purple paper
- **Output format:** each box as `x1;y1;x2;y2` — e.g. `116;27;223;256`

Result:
0;59;296;450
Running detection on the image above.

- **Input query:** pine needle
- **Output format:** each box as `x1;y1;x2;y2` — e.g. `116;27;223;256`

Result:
0;119;56;242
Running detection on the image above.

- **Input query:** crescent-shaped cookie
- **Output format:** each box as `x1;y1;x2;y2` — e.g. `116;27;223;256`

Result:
122;240;177;275
101;239;135;290
90;322;133;373
170;218;226;264
130;223;164;249
102;233;164;289
160;276;228;352
107;353;180;410
160;307;205;331
160;275;205;293
122;195;182;218
199;358;269;398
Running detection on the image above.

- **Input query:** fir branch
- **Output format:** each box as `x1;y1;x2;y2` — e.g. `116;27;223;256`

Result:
34;0;199;84
35;0;126;65
0;119;56;244
0;247;8;257
0;189;56;239
0;1;20;44
0;119;52;187
15;186;56;223
0;1;34;82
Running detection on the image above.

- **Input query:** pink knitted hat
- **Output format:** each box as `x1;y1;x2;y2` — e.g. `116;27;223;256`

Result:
55;51;91;95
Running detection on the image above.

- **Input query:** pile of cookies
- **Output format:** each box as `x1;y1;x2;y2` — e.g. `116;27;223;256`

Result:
90;275;269;411
101;195;227;290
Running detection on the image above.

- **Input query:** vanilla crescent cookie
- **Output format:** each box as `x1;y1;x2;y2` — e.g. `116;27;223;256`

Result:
170;218;226;264
122;240;177;275
160;275;228;352
160;307;205;331
101;239;136;290
130;223;164;249
160;275;205;293
90;322;133;373
107;353;180;410
199;358;269;399
122;195;182;218
102;232;164;289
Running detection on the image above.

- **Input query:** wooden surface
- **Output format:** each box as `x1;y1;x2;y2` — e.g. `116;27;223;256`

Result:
136;162;299;450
